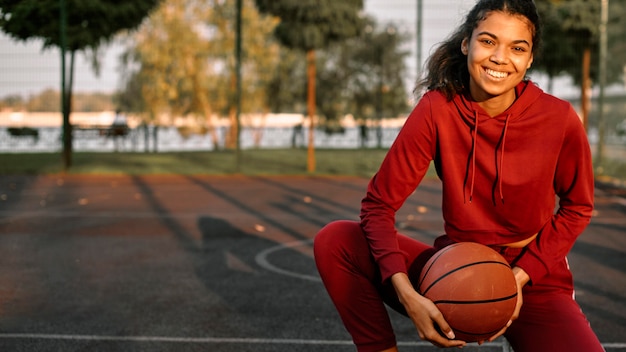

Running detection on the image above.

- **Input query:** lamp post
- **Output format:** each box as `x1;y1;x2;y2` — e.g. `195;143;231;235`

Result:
235;0;242;171
416;0;422;81
60;0;71;170
595;0;608;172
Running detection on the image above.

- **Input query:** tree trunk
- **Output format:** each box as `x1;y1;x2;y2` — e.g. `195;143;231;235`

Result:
198;98;220;151
152;125;158;153
187;55;220;150
60;0;71;171
306;49;316;173
226;72;238;149
62;50;76;170
143;123;150;153
68;50;75;122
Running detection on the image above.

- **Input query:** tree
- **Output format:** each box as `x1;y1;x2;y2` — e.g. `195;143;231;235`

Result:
602;0;626;99
260;16;410;145
255;0;364;172
314;18;410;147
533;0;578;93
207;0;281;149
120;0;280;151
0;94;24;111
0;0;161;169
265;49;307;114
534;0;625;131
121;0;214;152
534;0;599;131
343;20;410;147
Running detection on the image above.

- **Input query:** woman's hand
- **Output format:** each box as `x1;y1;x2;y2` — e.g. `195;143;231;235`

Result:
485;266;529;343
391;273;466;348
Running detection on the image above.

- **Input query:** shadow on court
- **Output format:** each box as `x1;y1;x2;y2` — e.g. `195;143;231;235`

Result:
0;175;623;351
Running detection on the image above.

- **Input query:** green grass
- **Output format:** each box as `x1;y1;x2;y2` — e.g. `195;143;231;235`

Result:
0;149;395;177
1;149;624;185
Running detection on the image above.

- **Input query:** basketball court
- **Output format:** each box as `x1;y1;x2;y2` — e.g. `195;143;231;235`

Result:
0;175;624;351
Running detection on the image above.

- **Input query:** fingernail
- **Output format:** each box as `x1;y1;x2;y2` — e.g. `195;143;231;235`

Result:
447;331;456;339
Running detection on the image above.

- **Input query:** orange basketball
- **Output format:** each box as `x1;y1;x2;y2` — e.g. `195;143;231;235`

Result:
417;242;518;342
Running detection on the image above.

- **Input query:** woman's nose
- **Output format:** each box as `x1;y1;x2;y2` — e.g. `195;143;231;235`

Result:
490;47;508;64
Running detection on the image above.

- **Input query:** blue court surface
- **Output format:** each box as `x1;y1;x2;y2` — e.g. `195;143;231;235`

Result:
0;175;624;351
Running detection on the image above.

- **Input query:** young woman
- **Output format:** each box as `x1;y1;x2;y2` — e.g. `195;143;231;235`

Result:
314;0;605;351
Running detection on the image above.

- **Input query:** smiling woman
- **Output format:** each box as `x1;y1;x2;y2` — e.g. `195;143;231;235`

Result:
314;0;605;351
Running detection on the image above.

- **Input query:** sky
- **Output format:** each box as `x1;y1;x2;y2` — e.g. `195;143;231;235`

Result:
0;0;582;99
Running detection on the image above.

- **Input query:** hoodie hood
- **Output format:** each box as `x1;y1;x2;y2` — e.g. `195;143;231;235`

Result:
451;81;544;205
454;80;543;123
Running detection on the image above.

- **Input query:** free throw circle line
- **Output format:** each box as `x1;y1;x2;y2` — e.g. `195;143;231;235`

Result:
255;238;321;282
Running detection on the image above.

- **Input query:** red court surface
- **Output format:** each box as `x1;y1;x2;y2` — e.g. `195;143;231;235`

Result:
0;175;624;351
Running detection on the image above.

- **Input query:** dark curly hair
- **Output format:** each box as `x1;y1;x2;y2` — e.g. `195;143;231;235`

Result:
415;0;542;100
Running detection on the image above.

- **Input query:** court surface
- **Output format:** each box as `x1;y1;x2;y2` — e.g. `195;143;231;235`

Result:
0;174;624;351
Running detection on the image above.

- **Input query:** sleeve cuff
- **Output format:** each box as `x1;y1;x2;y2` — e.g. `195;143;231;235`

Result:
515;250;549;285
378;252;408;283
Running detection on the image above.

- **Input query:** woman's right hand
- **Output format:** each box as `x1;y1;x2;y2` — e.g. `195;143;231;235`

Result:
391;272;466;348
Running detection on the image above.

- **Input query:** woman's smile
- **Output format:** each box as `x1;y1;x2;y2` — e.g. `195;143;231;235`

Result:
484;68;509;79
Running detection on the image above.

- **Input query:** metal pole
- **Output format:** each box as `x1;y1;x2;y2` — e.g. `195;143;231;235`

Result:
306;49;316;173
60;0;70;170
416;0;423;81
595;0;608;172
235;0;243;171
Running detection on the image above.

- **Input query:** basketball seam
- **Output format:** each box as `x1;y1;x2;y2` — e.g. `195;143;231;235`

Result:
417;244;459;291
432;292;518;305
420;260;511;296
450;325;503;337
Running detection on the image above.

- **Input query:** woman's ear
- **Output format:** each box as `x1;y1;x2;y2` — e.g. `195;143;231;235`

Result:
461;38;469;55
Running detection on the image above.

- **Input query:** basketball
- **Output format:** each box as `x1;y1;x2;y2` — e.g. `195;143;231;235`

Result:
417;242;518;342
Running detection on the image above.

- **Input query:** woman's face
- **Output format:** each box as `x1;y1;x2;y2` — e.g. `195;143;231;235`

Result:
461;11;534;107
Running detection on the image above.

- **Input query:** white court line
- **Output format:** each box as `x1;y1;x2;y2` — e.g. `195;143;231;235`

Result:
0;333;491;347
0;334;352;345
255;239;321;282
0;334;622;350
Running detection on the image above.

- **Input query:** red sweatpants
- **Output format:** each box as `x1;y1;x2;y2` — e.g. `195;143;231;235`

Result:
313;220;605;352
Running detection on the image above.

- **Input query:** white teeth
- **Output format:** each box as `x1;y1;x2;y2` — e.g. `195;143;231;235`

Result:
485;68;508;78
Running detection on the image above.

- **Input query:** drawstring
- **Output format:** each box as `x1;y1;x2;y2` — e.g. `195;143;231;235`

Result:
498;115;510;203
463;111;479;204
464;112;509;205
469;111;478;203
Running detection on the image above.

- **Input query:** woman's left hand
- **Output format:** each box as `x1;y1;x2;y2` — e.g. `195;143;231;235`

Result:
481;266;529;344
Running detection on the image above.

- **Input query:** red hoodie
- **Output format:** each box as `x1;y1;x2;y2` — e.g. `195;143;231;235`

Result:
360;81;594;285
